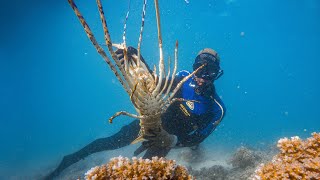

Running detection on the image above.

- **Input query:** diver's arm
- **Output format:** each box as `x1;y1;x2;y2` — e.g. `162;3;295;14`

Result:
115;46;188;93
178;94;226;147
115;46;153;74
159;72;185;93
162;70;191;92
177;124;215;147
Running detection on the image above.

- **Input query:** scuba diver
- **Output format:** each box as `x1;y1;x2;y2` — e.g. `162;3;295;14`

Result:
45;47;226;179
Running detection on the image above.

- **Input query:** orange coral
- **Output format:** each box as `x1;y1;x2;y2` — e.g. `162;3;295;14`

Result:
253;132;320;180
85;156;193;180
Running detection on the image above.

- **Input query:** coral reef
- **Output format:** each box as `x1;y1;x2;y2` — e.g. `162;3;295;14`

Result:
190;146;269;180
190;165;228;180
228;146;262;169
84;156;193;180
227;146;268;180
253;132;320;180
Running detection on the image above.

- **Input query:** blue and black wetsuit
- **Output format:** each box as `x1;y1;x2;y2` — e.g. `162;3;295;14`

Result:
162;70;226;147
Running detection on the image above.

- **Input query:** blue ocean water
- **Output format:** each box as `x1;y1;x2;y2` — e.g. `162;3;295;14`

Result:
0;0;319;178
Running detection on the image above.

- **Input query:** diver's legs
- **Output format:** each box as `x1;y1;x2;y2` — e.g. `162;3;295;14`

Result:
45;120;140;179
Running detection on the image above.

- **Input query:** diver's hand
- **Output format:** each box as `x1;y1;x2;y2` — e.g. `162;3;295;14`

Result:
133;129;177;156
115;46;138;60
149;133;177;148
144;128;177;148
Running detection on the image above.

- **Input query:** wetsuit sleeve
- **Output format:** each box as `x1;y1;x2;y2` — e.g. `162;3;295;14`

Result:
178;93;226;147
160;70;189;92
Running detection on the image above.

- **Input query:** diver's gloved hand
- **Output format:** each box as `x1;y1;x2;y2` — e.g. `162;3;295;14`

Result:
115;46;138;61
133;128;177;156
146;128;178;148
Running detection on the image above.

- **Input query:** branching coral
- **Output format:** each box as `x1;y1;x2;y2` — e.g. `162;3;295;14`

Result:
84;156;193;180
253;132;320;180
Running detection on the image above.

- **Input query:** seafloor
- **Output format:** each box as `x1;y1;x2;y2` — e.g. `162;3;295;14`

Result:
36;143;277;180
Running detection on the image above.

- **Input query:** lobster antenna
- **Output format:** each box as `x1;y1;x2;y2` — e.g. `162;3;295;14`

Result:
153;0;165;95
137;0;147;68
122;0;131;47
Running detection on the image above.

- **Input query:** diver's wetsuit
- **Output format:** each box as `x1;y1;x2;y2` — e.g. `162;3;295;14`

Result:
46;70;225;179
162;70;225;147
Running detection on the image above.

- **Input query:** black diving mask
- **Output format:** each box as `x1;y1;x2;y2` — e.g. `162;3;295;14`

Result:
193;53;223;81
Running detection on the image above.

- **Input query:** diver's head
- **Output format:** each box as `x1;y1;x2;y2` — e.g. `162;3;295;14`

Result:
193;48;223;95
193;48;223;82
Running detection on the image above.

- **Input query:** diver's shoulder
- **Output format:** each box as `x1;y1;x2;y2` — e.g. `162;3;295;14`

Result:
176;70;190;77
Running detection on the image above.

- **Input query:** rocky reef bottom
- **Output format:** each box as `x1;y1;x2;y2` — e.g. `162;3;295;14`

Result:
188;146;273;180
38;144;273;180
37;132;319;180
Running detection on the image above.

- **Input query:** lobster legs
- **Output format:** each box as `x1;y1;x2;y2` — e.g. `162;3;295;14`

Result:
68;0;205;148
